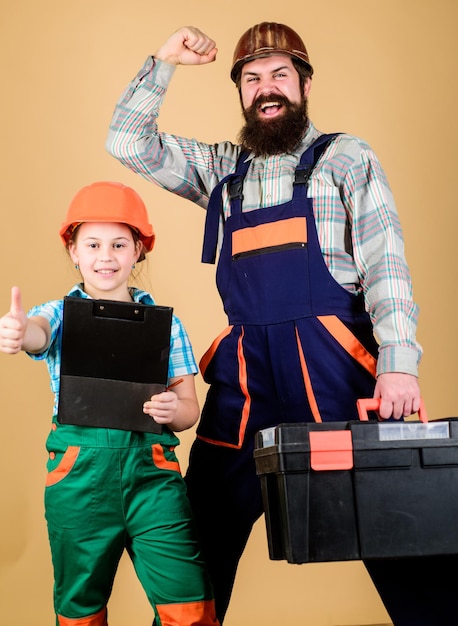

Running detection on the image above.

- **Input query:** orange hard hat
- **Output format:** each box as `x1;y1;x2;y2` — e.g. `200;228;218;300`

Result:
231;22;313;83
59;181;155;252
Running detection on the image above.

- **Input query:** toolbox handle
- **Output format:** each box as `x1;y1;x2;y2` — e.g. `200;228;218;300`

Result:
357;397;428;423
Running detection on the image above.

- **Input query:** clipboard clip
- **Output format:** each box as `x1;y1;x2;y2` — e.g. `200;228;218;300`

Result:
93;300;145;321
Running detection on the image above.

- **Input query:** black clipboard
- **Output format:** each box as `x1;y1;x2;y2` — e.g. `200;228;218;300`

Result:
57;296;173;433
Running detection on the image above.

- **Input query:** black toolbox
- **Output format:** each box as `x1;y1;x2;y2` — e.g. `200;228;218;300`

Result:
254;400;458;564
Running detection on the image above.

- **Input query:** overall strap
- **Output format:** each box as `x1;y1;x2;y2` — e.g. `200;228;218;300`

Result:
293;133;340;191
202;150;251;264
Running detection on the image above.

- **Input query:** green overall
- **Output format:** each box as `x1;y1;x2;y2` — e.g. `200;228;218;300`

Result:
45;418;218;626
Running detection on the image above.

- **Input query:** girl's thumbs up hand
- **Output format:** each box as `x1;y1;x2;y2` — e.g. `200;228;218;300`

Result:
0;286;28;354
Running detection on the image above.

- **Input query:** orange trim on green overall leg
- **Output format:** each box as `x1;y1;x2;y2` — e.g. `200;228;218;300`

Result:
156;598;220;625
57;606;107;626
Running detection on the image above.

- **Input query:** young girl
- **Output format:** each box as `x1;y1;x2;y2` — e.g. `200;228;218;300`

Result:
0;181;219;626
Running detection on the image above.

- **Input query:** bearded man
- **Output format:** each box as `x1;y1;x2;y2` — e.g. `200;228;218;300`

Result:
106;24;447;626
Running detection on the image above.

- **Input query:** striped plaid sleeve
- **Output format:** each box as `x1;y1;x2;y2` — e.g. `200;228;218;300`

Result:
26;300;63;361
338;136;422;375
168;314;198;378
106;56;236;208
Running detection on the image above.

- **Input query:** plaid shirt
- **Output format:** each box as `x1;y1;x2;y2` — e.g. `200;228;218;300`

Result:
106;57;422;377
27;284;197;414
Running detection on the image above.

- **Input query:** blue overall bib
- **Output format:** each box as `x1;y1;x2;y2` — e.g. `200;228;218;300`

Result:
186;134;458;625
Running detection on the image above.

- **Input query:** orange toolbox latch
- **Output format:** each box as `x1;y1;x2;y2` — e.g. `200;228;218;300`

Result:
309;430;353;471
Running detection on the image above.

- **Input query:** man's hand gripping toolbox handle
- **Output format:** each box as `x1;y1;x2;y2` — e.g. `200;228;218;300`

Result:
356;398;428;423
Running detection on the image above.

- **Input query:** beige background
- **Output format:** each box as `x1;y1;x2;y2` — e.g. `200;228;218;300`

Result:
0;1;456;625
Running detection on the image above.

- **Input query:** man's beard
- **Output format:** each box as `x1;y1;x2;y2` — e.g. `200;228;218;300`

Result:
238;94;309;157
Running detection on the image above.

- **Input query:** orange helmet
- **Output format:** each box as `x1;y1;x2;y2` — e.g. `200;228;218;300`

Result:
231;22;313;83
59;181;155;252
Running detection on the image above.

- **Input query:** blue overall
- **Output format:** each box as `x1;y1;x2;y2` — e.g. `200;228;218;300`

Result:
185;134;379;620
186;134;458;626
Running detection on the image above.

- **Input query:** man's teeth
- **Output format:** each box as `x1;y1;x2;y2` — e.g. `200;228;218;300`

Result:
261;102;280;111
